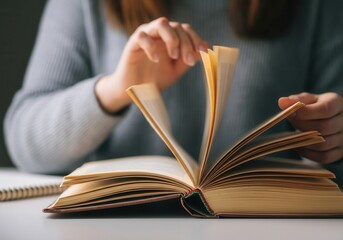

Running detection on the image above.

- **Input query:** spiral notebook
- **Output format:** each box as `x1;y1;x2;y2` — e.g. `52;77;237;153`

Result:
0;168;64;201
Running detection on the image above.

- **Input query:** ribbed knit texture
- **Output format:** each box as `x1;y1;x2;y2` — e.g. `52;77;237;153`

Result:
4;0;343;187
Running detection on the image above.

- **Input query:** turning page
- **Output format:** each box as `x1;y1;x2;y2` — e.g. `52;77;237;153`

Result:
200;102;324;185
198;46;239;178
127;83;199;185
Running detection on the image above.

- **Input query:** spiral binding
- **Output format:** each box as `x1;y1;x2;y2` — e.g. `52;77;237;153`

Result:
0;184;64;201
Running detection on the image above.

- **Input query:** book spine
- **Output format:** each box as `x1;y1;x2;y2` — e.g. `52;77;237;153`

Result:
181;189;216;218
0;184;64;201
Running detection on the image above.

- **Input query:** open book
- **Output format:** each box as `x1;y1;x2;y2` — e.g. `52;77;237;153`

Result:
44;46;343;217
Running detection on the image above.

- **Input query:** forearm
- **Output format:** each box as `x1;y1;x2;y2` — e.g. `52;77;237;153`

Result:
4;77;122;174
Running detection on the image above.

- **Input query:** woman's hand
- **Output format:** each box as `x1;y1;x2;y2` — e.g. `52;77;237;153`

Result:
96;17;208;113
279;92;343;164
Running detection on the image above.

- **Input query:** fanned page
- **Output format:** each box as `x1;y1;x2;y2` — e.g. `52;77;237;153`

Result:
200;101;323;184
126;83;199;185
48;156;193;210
202;131;324;186
198;47;239;179
62;156;194;188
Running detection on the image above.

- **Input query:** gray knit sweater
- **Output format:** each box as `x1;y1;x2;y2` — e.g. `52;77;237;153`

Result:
4;0;343;186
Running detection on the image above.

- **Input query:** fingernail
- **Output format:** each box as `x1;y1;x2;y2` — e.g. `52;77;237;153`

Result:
171;48;179;59
152;53;159;63
187;53;195;66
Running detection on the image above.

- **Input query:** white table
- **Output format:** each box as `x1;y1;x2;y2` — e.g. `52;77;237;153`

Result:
1;194;343;240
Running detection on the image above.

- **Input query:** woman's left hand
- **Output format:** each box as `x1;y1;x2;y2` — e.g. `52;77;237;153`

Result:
278;92;343;164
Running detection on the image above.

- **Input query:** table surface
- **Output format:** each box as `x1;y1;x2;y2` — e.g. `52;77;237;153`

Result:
1;194;343;240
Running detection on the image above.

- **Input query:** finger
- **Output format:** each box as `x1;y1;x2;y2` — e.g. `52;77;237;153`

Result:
173;57;192;80
288;92;318;104
145;17;180;59
278;97;297;110
278;93;317;117
180;23;208;52
296;147;343;164
278;97;300;118
134;31;160;63
173;23;196;66
288;113;343;135
305;133;343;151
292;93;342;120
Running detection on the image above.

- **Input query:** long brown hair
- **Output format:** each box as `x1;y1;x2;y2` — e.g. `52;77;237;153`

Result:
104;0;297;39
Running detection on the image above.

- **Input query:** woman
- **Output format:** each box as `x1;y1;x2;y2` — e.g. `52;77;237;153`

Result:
4;0;343;187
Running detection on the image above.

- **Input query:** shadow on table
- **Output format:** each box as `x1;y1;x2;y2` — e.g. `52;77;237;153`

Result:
47;198;190;219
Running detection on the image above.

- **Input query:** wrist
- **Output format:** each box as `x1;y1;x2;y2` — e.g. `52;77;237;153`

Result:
95;74;131;113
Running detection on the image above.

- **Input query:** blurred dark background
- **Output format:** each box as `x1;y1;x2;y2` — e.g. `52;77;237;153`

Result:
0;0;46;167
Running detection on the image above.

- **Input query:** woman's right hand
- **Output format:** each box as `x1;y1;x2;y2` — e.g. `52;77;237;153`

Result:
95;17;208;113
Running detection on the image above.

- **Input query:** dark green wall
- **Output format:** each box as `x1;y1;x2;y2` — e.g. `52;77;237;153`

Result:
0;0;46;167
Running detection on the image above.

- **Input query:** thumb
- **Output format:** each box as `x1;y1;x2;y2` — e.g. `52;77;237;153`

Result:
278;97;298;110
278;92;318;110
289;92;318;104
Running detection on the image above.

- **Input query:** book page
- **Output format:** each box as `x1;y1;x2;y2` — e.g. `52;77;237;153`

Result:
50;156;194;209
200;101;306;184
202;131;324;185
202;158;343;215
203;156;335;189
63;155;194;189
204;185;343;215
54;190;177;208
198;47;239;180
127;84;198;185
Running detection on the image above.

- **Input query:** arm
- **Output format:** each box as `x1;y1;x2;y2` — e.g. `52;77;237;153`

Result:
4;0;121;174
4;0;208;174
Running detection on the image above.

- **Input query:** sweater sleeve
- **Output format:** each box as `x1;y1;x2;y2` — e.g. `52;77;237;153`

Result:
307;0;343;188
4;0;121;174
